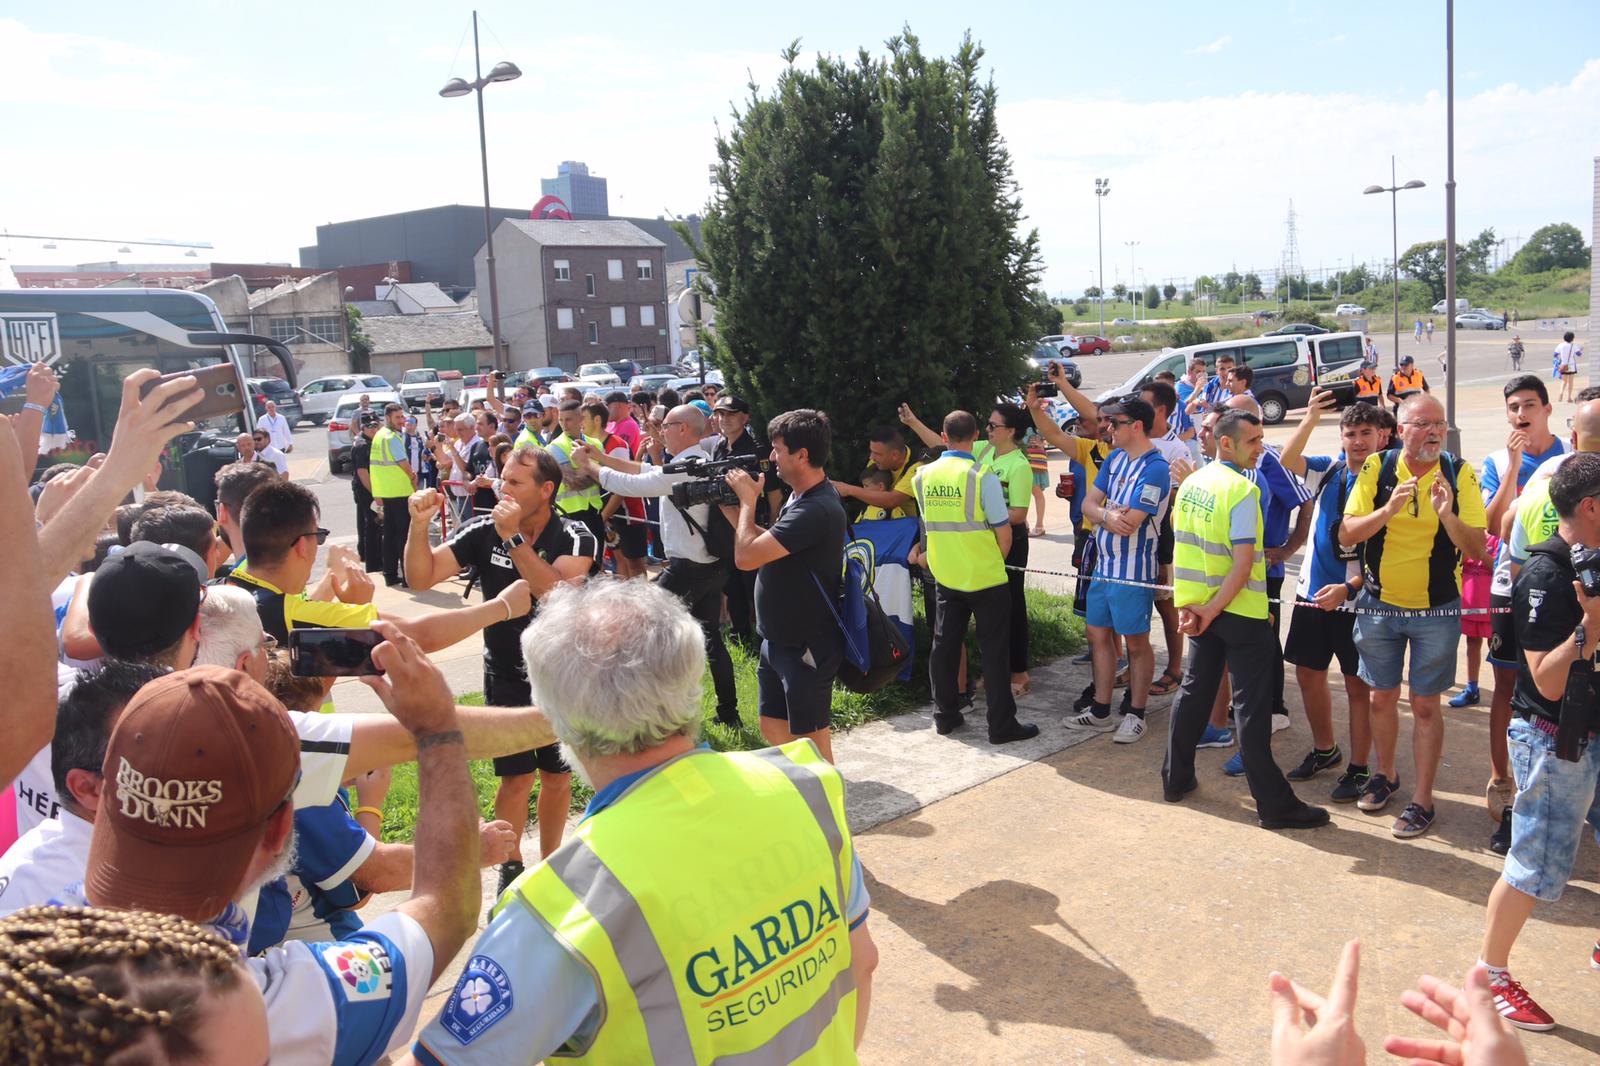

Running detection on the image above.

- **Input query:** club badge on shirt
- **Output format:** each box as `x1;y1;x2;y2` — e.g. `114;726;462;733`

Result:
1138;484;1162;507
441;954;513;1045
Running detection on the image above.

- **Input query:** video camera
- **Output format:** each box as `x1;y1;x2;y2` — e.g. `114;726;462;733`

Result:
1555;544;1600;760
663;453;774;508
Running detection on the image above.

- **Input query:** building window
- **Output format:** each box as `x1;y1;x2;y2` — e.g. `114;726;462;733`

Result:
607;259;623;281
636;260;653;280
268;317;301;343
640;305;656;327
306;315;342;343
556;308;574;330
584;274;596;297
610;306;626;328
587;322;599;344
553;259;571;281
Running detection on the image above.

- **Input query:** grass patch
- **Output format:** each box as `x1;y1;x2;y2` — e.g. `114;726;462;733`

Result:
377;587;1084;842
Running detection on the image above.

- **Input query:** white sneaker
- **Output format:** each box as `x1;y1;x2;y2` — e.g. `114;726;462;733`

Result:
1271;713;1291;734
1065;708;1118;732
1112;714;1146;744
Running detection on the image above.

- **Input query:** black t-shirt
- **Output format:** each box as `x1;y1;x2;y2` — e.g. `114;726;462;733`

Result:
459;436;495;512
1513;536;1582;723
755;479;847;646
350;437;373;500
443;512;600;675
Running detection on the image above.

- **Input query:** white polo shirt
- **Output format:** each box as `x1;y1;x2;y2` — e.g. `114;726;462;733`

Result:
0;809;92;917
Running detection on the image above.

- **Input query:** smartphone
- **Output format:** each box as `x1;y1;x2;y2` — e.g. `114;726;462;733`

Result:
1035;380;1059;398
137;363;245;423
288;628;384;677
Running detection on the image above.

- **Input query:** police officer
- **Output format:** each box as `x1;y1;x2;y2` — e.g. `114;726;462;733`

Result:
1161;409;1329;830
1354;360;1384;404
370;402;418;586
349;412;383;571
411;579;880;1064
1387;355;1429;413
910;410;1039;745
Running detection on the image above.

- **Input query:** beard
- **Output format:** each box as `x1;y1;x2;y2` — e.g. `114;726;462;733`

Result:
244;830;299;897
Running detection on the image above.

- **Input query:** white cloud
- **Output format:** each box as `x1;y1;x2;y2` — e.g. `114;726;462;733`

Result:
1188;36;1231;55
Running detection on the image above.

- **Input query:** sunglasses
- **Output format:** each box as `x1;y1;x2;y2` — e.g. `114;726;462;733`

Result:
297;527;330;546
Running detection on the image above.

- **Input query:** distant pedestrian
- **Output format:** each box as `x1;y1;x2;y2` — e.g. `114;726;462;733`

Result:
1556;331;1579;402
1414;319;1424;343
1508;335;1524;371
1365;337;1380;364
1425;318;1435;342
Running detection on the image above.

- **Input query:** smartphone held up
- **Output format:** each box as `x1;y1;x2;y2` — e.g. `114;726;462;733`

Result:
289;628;384;677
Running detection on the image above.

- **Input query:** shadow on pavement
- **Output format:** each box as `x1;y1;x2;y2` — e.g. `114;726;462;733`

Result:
845;779;935;838
866;874;1214;1059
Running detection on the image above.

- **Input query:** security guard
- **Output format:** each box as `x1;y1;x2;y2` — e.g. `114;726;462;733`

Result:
411;578;879;1065
1387;355;1429;412
909;410;1038;745
545;399;607;541
1354;361;1384;403
370;401;417;586
1161;409;1328;830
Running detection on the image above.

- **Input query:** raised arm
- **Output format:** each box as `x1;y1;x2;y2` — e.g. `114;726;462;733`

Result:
0;414;58;789
403;490;469;591
1279;387;1336;477
723;469;791;570
1046;363;1098;423
896;403;943;450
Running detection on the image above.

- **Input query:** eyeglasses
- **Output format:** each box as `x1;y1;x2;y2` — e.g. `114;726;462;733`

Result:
256;632;279;653
1403;419;1449;430
1109;418;1136;429
985;421;1005;430
297;528;330;546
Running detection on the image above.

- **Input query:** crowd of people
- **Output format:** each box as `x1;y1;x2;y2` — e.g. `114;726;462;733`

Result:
0;345;1583;1063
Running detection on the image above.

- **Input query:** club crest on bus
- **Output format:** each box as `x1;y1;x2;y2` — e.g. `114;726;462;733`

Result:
0;313;63;366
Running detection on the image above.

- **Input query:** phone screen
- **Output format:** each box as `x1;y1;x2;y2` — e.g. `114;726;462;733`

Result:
288;628;384;677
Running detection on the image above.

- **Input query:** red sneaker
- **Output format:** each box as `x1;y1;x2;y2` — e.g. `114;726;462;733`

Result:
1489;971;1556;1031
1591;940;1600;971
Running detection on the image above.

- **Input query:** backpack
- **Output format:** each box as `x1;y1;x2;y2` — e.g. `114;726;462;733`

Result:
1363;447;1463;601
813;544;912;694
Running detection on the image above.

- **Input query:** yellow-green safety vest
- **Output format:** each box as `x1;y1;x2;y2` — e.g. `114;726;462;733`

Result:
1171;460;1269;619
508;741;860;1064
368;425;412;498
513;426;544;452
1514;477;1559;556
912;453;1006;592
547;432;605;514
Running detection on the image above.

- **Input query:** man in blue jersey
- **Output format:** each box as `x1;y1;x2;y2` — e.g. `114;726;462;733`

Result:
1066;397;1170;744
1277;391;1383;801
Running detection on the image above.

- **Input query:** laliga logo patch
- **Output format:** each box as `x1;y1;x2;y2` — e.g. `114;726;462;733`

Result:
1138;484;1162;507
323;942;394;1002
442;955;513;1045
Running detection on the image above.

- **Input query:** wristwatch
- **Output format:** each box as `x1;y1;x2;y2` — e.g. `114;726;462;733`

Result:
1575;623;1588;651
501;532;527;553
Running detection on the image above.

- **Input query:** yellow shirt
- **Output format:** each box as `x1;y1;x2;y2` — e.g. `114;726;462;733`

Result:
860;453;924;521
1068;435;1111;532
1344;451;1486;609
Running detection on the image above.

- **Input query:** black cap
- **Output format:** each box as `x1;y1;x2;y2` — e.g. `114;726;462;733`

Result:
358;411;381;428
522;402;541;416
88;542;203;658
713;395;749;414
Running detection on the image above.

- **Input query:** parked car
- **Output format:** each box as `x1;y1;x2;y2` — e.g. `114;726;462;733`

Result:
1456;311;1506;330
1432;298;1470;314
664;371;725;393
1264;322;1330;337
297;374;393;425
326;390;400;472
1072;334;1111;355
633;373;678;393
527;367;572;387
1096;331;1367;425
678;349;712;375
397;368;464;411
605;360;644;385
462;374;487;390
247;377;302;425
577;363;623;388
1111;317;1135;326
1334;303;1368;316
1112;334;1136;346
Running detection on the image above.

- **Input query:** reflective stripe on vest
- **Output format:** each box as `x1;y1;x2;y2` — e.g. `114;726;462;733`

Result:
548;433;603;514
510;742;859;1064
913;455;1006;591
1170;462;1268;619
369;426;411;497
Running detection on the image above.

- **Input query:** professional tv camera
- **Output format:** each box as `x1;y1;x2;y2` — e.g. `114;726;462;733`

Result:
663;453;774;508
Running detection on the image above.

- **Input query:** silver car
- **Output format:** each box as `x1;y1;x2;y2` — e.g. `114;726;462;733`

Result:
298;374;393;425
327;390;400;472
1455;311;1505;330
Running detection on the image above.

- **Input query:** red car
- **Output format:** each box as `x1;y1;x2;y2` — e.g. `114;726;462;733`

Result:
1069;334;1111;356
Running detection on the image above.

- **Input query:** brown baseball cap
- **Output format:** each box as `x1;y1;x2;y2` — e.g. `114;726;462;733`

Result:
86;665;300;923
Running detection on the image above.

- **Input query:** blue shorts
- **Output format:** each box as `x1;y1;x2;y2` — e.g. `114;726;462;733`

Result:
1085;579;1155;636
1503;716;1600;901
1352;593;1460;696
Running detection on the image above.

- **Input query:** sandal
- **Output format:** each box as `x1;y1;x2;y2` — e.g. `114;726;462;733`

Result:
1148;671;1183;697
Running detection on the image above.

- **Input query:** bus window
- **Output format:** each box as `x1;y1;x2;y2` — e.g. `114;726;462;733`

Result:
1245;341;1299;370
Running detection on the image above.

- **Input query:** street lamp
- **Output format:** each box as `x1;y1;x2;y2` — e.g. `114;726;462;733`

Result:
441;10;520;374
1094;178;1110;338
1125;240;1140;323
1363;156;1426;372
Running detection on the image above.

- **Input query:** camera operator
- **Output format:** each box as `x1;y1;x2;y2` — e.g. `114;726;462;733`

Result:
723;410;847;763
1472;451;1600;1031
570;405;739;727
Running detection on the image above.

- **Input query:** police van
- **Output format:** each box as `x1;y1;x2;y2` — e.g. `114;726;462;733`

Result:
0;288;296;505
1098;331;1368;424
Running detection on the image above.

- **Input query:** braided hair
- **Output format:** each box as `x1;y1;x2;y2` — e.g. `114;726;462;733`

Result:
0;906;243;1064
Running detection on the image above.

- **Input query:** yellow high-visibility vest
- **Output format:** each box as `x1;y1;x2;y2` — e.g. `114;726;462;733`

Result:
913;453;1006;592
1171;461;1268;619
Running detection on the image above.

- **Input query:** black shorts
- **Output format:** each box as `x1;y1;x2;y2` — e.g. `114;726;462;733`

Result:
609;513;647;559
1283;604;1360;675
1072;535;1097;618
484;670;570;777
1157;510;1175;566
1488;591;1517;668
757;635;842;735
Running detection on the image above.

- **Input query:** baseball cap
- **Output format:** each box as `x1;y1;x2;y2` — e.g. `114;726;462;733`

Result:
86;665;300;923
1400;355;1415;365
358;411;382;428
713;395;749;414
690;399;713;416
539;395;560;410
89;542;203;658
522;401;541;416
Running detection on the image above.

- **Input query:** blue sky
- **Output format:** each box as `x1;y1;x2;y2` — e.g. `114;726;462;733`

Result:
2;2;1595;294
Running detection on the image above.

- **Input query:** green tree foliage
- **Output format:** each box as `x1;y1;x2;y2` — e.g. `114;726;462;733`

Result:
1084;285;1103;299
1071;300;1089;315
1242;273;1263;298
1168;318;1214;347
687;30;1039;470
1162;283;1177;302
1028;288;1064;336
1510;223;1590;274
1222;270;1242;293
1112;282;1128;302
1398;240;1449;301
1460;227;1498;275
1143;285;1161;311
345;304;373;374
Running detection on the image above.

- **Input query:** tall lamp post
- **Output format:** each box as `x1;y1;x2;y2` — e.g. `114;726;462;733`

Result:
1094;178;1110;339
440;10;521;374
1125;241;1141;323
1363;158;1426;372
